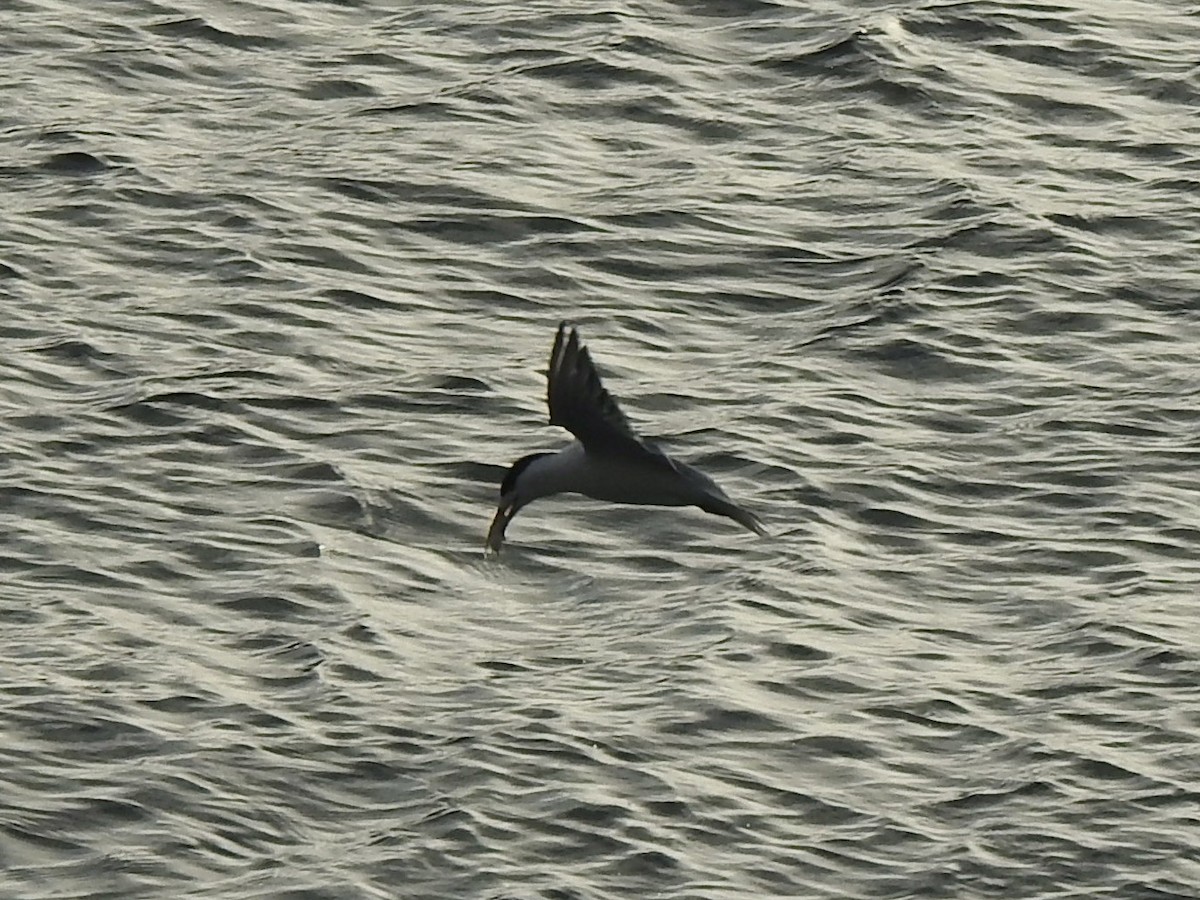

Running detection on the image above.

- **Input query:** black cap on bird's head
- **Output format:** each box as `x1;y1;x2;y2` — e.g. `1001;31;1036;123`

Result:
487;452;552;555
500;452;551;498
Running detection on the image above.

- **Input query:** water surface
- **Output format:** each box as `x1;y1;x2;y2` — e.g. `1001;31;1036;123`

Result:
2;1;1199;897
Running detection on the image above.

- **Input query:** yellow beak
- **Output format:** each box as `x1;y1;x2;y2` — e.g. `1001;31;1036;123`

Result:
485;499;519;555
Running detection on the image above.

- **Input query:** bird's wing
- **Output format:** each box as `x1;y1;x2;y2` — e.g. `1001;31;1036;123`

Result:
546;323;658;457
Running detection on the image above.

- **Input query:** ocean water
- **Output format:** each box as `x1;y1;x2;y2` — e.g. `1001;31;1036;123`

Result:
3;1;1199;897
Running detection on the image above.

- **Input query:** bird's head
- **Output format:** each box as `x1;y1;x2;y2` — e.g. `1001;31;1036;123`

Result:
486;452;553;555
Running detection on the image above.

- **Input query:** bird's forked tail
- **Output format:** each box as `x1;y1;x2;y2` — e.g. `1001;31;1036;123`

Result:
700;495;769;537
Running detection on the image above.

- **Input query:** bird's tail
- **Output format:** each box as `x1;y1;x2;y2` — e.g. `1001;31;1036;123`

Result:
700;495;769;537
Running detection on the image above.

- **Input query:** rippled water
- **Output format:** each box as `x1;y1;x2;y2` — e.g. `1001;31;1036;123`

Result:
3;1;1199;897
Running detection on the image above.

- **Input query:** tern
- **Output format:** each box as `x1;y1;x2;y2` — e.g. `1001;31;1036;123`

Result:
486;322;767;554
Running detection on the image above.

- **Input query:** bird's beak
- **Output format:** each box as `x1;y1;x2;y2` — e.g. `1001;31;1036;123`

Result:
485;496;520;556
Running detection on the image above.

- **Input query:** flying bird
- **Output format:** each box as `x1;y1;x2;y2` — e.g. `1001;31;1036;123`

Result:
486;323;767;554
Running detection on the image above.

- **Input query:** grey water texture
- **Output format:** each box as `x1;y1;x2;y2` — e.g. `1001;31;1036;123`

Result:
2;1;1199;898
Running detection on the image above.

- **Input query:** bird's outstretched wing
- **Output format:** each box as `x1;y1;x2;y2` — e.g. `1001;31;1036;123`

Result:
546;323;653;456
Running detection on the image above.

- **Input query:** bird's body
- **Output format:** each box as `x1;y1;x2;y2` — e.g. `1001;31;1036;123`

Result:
486;323;766;554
